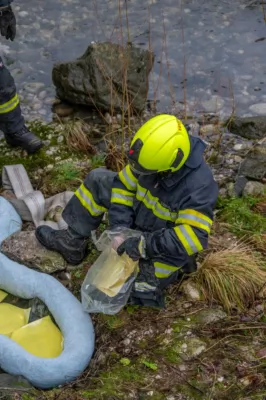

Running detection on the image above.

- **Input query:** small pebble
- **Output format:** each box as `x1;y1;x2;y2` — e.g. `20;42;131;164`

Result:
104;112;112;124
181;343;188;351
32;103;42;111
57;135;64;144
38;109;47;116
38;91;47;100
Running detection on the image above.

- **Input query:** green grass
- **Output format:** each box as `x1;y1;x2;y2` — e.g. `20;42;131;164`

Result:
90;154;106;169
217;196;266;236
51;162;83;185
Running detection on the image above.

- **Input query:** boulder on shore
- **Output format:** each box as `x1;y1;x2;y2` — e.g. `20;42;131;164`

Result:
238;141;266;181
52;42;154;114
227;116;266;140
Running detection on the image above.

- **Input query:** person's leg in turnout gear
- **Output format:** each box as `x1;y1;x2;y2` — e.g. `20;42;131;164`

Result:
130;259;165;308
0;56;43;154
0;4;43;154
36;168;117;265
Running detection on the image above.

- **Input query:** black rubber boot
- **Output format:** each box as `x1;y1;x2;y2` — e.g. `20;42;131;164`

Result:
5;125;43;154
35;226;89;265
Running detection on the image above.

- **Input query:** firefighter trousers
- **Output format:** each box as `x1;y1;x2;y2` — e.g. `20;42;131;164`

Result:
0;56;24;135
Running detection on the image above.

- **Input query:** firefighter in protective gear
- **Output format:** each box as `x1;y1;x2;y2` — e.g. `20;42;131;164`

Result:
36;114;219;307
0;0;43;153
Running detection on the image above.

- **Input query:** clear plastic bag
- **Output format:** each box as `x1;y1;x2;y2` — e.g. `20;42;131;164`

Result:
81;246;138;315
92;227;142;252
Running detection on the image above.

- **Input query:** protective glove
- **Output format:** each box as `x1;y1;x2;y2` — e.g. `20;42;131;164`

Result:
0;6;16;41
117;235;146;261
129;259;165;308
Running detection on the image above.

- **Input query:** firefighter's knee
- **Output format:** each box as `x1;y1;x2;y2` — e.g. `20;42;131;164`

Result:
82;168;117;211
84;168;116;188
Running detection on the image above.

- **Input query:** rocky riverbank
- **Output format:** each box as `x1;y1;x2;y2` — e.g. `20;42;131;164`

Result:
0;111;265;273
0;110;265;400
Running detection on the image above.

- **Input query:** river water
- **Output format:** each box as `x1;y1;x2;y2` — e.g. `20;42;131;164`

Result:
2;0;266;121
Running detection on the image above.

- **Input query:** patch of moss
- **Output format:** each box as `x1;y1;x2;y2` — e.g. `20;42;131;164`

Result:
137;338;148;349
27;120;55;135
0;144;54;174
21;395;33;400
0;120;92;195
216;195;266;236
101;314;126;330
155;317;198;364
164;346;182;364
82;361;145;399
126;304;139;314
183;384;206;399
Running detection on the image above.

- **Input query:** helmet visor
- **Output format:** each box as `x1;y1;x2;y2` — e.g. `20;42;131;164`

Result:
128;159;157;175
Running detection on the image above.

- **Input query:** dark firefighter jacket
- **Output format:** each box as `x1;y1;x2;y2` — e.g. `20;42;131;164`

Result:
108;135;219;279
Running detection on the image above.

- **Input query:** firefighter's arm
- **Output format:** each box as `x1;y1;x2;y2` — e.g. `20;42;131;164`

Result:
108;164;138;230
145;179;219;266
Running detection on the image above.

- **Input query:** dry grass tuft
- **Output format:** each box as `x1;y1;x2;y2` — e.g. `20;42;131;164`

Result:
252;196;266;217
105;142;127;172
63;120;96;154
249;233;266;256
192;244;266;312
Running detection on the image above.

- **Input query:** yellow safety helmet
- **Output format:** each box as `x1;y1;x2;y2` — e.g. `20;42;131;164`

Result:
128;114;190;175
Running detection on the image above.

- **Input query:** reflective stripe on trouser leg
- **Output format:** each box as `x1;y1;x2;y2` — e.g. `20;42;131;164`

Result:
62;168;117;237
0;56;24;134
157;256;197;290
154;261;181;279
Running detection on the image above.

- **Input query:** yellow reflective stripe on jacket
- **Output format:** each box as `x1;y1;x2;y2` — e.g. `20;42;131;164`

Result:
111;188;134;207
174;224;203;255
75;184;107;216
136;184;178;222
176;209;212;234
0;94;19;114
154;261;181;278
118;165;138;192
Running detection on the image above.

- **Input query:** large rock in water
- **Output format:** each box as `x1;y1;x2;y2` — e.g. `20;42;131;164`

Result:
227;116;266;140
238;142;266;180
52;42;154;113
1;231;87;274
